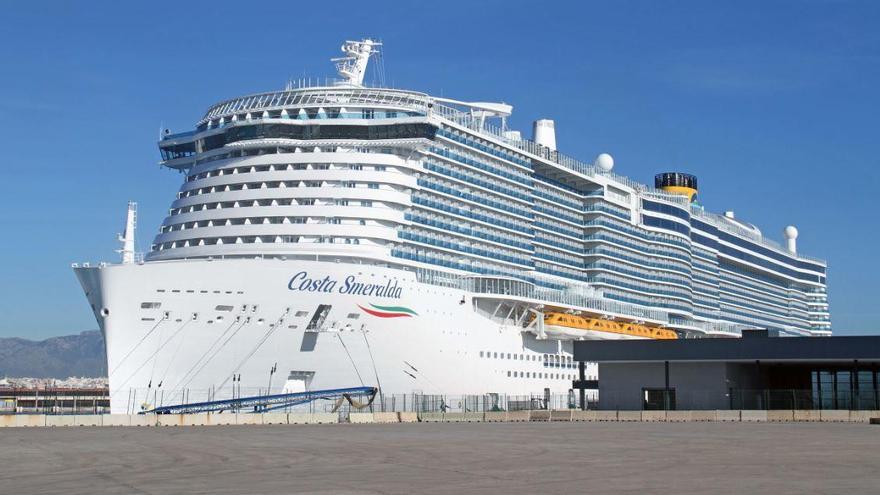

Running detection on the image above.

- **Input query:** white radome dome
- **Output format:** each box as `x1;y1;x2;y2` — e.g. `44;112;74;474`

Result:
595;153;614;172
784;225;799;239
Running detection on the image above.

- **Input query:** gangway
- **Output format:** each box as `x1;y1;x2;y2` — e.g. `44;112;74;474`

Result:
141;386;377;415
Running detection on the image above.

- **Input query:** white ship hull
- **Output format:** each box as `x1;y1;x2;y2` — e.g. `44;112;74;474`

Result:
75;258;594;413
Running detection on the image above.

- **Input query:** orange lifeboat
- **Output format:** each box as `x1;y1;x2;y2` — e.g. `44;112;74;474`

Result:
541;312;677;340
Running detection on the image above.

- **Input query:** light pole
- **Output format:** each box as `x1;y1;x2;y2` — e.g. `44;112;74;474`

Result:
267;363;278;410
232;374;241;412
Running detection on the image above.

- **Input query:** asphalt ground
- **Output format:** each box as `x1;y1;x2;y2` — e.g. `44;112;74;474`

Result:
1;422;878;494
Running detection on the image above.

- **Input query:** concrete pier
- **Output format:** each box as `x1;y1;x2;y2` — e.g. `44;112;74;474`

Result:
0;422;878;494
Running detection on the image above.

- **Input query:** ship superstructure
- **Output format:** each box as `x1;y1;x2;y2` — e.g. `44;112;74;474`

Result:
74;39;830;413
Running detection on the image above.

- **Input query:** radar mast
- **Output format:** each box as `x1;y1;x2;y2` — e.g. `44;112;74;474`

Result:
332;39;381;86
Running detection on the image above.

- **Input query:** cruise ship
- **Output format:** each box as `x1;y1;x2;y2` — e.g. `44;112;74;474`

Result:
73;40;831;413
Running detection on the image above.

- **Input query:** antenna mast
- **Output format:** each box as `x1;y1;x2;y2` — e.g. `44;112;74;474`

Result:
332;39;381;86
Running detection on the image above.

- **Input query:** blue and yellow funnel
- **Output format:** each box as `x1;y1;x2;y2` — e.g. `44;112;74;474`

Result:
655;172;698;202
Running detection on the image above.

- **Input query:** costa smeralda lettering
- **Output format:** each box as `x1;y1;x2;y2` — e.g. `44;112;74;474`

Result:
287;271;403;299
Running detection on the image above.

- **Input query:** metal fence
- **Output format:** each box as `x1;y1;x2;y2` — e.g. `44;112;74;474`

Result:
114;387;599;415
730;389;880;411
334;393;599;416
15;385;874;416
598;388;880;411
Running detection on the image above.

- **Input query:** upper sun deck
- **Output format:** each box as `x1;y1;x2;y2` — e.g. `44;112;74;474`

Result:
197;83;433;126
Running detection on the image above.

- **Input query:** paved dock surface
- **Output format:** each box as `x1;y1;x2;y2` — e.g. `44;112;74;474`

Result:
1;422;878;494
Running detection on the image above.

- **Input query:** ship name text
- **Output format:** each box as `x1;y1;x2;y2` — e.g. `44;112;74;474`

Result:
287;271;403;299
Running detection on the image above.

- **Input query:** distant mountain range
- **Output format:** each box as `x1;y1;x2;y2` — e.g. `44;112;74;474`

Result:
0;330;106;378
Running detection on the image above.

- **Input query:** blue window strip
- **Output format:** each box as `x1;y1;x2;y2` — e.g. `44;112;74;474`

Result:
534;221;582;240
716;230;826;274
717;244;822;283
586;261;692;287
693;218;825;275
391;249;526;280
588;233;692;264
691;232;720;250
533;174;585;196
417;179;534;219
412;196;533;235
642;215;691;236
423;161;533;203
642;199;690;221
435;128;533;169
589;276;693;302
602;291;693;315
398;231;534;267
428;146;533;187
534;251;583;268
533;205;582;226
534;236;583;254
586;218;691;251
405;213;534;252
532;189;582;211
585;247;691;276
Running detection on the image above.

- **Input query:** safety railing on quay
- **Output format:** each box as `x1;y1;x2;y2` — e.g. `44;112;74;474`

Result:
598;388;880;412
331;393;599;417
113;387;600;416
730;389;880;411
9;387;880;417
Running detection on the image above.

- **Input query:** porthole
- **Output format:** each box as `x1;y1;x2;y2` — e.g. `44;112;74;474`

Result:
100;308;110;317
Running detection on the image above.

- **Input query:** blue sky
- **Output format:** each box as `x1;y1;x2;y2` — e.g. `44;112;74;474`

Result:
0;1;877;339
